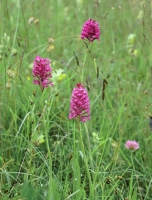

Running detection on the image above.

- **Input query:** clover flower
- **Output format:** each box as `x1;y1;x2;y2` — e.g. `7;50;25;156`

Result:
69;83;90;122
32;56;53;90
81;19;100;42
125;140;139;150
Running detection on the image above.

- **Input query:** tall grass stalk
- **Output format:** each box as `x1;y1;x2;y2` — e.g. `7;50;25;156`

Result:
78;122;94;199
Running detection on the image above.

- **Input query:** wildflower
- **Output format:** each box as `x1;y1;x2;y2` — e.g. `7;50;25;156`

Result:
126;33;136;48
92;132;100;143
35;134;45;146
46;44;55;52
32;56;53;90
69;83;90;122
126;33;138;57
81;19;100;42
34;18;39;24
52;68;66;84
7;69;16;77
27;76;30;81
28;16;34;24
125;140;139;150
57;74;66;82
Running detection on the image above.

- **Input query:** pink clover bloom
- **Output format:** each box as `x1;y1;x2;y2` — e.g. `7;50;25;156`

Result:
125;140;139;150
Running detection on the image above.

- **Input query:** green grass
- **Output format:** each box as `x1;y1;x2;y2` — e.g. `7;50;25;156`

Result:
1;0;152;199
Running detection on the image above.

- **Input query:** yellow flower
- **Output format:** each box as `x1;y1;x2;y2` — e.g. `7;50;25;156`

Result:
128;48;138;57
127;34;136;47
27;76;31;81
52;68;67;84
57;74;66;82
33;134;45;146
37;134;45;145
133;49;138;57
46;44;55;52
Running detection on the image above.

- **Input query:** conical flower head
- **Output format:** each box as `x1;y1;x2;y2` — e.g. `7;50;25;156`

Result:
125;140;139;150
32;56;53;90
69;83;90;122
81;19;100;42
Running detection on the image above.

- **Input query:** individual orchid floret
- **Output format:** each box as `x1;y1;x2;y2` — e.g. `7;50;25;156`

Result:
69;83;90;122
81;19;100;42
32;56;53;90
125;140;139;151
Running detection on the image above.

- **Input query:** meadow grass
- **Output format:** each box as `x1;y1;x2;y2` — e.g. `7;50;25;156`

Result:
1;0;152;199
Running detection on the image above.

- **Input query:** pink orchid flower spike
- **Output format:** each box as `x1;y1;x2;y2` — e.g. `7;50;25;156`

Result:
69;83;90;122
81;19;100;42
32;56;53;91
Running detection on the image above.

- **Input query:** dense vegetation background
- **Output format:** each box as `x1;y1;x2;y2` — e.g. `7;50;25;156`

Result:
1;0;152;199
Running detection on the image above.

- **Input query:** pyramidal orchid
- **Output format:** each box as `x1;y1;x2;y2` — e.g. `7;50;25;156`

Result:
69;83;90;122
81;18;100;42
32;56;53;90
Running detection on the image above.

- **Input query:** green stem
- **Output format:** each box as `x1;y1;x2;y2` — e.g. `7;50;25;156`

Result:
40;95;54;200
131;152;135;174
81;49;87;83
84;123;94;170
79;122;94;198
45;129;53;200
